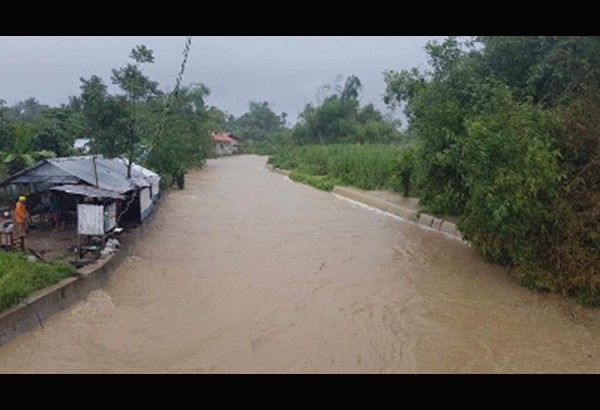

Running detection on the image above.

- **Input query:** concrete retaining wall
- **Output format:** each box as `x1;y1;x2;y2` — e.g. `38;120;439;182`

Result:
0;191;168;347
333;186;463;239
332;186;417;221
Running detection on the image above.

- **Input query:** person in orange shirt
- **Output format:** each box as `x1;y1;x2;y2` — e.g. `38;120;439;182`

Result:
14;196;28;239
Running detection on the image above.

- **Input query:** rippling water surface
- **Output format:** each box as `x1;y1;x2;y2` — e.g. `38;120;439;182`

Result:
1;155;599;373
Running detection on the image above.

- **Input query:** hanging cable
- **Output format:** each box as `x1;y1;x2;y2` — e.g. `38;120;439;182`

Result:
117;36;193;225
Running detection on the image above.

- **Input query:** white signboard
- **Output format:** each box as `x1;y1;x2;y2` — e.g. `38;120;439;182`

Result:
104;202;117;232
140;187;152;221
151;180;160;199
78;204;105;235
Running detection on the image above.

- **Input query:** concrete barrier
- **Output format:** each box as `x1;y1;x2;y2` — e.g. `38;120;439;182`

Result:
417;212;462;238
265;162;464;240
332;186;418;221
0;190;169;346
332;186;463;240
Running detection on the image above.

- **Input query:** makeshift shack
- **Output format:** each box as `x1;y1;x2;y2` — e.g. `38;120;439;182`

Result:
0;156;160;224
0;155;160;259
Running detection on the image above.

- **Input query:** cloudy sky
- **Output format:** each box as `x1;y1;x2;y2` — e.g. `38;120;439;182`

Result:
0;36;446;124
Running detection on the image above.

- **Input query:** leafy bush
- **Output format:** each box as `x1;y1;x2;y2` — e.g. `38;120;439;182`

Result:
389;144;421;197
458;100;563;265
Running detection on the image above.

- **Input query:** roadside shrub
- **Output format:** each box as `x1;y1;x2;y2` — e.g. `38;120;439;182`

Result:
533;90;600;302
458;101;563;265
389;144;421;197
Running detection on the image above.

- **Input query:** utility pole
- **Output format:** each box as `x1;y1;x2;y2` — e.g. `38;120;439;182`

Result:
92;155;99;187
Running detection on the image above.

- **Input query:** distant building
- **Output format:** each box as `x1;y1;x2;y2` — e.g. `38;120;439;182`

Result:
73;138;91;154
213;133;240;156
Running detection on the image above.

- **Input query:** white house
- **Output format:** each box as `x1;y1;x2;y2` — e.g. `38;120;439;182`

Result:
73;138;91;154
213;133;240;156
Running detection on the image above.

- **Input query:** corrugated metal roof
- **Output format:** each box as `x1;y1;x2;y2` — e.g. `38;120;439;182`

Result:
130;161;160;180
50;184;126;200
0;155;159;195
49;156;143;193
9;162;80;185
94;157;153;189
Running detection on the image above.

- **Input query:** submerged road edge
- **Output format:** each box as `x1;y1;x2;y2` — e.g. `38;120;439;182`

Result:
331;186;464;240
266;163;464;241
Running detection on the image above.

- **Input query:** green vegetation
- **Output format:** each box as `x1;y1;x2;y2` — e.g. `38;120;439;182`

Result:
239;75;405;153
268;144;421;196
259;37;599;305
291;75;403;145
382;36;599;304
288;171;340;191
0;43;220;312
0;252;75;311
225;101;288;144
1;43;221;187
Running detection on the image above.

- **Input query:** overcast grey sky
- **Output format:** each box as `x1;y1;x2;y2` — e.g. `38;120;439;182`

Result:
0;36;446;124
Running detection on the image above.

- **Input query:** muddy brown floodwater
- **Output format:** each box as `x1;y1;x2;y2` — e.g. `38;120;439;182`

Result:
1;155;600;373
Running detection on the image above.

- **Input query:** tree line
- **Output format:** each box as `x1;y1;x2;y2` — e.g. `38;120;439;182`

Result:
223;75;406;149
0;45;227;187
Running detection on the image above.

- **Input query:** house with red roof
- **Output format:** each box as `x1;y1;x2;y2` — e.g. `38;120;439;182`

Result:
213;133;240;156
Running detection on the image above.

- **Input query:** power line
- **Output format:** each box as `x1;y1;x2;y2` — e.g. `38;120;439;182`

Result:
117;36;193;225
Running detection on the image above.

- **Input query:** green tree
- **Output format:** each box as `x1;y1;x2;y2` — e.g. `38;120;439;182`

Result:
110;45;160;177
32;107;84;156
78;75;131;158
383;35;600;302
227;101;287;143
6;97;48;121
294;75;401;145
146;83;213;184
2;122;55;175
0;100;15;152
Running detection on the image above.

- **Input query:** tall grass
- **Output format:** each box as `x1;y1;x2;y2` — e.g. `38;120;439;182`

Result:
267;144;421;195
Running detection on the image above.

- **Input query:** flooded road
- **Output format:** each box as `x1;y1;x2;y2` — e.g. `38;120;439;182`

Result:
1;155;600;373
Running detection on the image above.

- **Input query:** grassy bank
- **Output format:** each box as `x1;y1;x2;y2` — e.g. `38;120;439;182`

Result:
288;171;340;191
267;143;421;197
0;252;75;312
